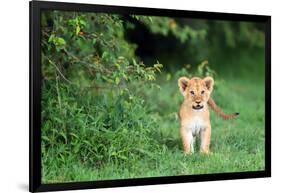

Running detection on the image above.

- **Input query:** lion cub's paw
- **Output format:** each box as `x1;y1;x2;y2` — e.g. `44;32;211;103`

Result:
183;151;193;155
200;150;212;156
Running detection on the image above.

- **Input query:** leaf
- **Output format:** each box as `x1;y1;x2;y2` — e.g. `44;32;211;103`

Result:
48;34;55;42
69;132;79;139
59;132;67;142
57;37;66;45
42;136;50;142
166;73;172;81
80;19;86;26
117;155;128;160
83;140;92;147
115;77;120;84
102;51;108;59
92;38;97;45
76;25;81;35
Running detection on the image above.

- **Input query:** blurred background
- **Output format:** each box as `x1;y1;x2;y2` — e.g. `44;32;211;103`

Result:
125;16;265;78
40;11;265;183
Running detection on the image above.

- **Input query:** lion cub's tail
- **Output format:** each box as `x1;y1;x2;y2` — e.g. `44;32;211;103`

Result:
208;98;239;120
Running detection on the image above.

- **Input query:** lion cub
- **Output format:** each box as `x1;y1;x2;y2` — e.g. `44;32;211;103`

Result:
178;76;239;154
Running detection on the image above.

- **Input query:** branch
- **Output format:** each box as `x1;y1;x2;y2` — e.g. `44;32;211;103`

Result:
42;55;75;85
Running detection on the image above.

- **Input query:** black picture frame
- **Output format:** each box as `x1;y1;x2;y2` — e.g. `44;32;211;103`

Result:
29;0;271;192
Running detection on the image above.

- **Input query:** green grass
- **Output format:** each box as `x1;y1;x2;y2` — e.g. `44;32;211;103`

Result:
42;74;265;183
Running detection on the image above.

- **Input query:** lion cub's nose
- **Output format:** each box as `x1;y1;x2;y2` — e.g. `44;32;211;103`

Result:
195;101;201;104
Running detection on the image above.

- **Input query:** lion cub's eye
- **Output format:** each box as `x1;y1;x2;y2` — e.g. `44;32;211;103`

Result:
190;91;195;95
201;90;205;95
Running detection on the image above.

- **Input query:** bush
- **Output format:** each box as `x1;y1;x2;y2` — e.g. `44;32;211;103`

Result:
41;11;166;174
41;81;161;167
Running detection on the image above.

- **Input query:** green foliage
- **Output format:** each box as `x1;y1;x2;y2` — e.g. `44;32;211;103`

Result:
174;60;216;79
41;11;165;181
41;82;160;167
132;16;207;43
41;11;162;89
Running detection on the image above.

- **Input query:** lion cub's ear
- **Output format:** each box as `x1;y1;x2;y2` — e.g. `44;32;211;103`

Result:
203;76;214;93
178;77;189;95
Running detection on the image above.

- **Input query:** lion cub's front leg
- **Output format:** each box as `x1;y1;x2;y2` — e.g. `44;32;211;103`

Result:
180;126;194;154
200;126;211;154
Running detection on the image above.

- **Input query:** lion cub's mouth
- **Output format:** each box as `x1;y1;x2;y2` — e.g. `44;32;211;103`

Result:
192;105;204;110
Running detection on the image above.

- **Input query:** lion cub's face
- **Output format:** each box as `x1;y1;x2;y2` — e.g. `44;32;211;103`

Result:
178;76;214;111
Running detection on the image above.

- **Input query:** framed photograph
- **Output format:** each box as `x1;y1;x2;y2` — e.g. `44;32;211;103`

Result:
30;0;271;192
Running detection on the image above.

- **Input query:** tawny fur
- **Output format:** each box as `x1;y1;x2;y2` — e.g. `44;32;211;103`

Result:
178;76;239;154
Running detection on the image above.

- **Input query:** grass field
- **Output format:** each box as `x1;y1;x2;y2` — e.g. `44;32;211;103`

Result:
42;73;265;183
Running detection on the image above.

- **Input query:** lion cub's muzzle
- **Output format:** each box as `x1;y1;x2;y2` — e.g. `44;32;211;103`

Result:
192;105;204;110
192;101;204;110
